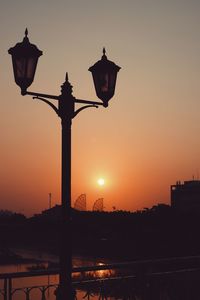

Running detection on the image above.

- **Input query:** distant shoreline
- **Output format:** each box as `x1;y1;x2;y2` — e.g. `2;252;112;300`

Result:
0;248;45;266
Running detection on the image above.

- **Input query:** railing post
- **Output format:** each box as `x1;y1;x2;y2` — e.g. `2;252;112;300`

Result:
25;288;30;300
8;279;12;300
3;279;7;300
41;287;46;300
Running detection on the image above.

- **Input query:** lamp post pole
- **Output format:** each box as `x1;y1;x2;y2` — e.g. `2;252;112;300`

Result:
58;77;74;300
60;114;72;299
8;30;120;300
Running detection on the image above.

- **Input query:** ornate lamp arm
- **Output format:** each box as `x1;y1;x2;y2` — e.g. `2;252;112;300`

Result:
32;96;59;115
22;74;105;120
73;104;98;118
23;90;59;100
75;98;103;106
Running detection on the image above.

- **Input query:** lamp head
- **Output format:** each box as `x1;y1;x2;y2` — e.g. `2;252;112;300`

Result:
8;29;43;94
89;48;121;107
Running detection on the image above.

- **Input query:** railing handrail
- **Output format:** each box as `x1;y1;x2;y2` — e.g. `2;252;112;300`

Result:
0;268;59;279
1;254;200;279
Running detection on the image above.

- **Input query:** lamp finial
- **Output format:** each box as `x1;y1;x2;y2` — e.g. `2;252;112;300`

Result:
61;72;73;96
25;28;28;37
102;47;107;60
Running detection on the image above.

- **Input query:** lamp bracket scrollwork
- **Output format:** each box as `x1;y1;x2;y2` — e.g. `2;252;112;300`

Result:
32;96;59;115
73;104;98;118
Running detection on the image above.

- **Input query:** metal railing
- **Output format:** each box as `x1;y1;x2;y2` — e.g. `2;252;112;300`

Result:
1;256;200;300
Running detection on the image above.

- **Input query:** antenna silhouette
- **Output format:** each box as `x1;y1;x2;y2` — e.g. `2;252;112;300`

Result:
49;193;52;209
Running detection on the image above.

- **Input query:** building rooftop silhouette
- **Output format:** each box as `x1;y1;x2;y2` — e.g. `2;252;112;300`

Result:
171;180;200;212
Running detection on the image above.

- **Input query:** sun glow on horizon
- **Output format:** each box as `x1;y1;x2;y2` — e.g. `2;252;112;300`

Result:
97;178;105;186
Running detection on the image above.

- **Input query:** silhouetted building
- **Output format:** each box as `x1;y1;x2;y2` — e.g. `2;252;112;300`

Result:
42;204;61;220
171;180;200;212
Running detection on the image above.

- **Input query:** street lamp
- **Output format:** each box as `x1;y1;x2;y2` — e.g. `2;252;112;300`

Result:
8;29;120;300
89;47;120;107
8;28;43;95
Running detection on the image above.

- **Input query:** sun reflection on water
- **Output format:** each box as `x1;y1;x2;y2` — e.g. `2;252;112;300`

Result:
94;262;115;278
72;262;116;281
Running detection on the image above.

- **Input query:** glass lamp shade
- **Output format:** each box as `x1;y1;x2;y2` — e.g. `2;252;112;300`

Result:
8;29;42;94
89;49;121;107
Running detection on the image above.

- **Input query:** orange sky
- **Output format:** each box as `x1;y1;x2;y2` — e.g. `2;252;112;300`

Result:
1;1;200;215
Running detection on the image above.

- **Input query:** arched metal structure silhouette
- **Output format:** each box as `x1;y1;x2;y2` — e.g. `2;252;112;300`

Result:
74;194;86;211
93;198;104;211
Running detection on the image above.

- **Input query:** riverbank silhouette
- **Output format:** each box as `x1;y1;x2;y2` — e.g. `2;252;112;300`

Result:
1;204;200;261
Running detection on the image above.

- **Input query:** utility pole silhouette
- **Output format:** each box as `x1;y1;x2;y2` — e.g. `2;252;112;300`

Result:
49;193;52;209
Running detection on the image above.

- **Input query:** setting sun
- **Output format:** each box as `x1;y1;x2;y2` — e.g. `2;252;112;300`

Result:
97;178;105;186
